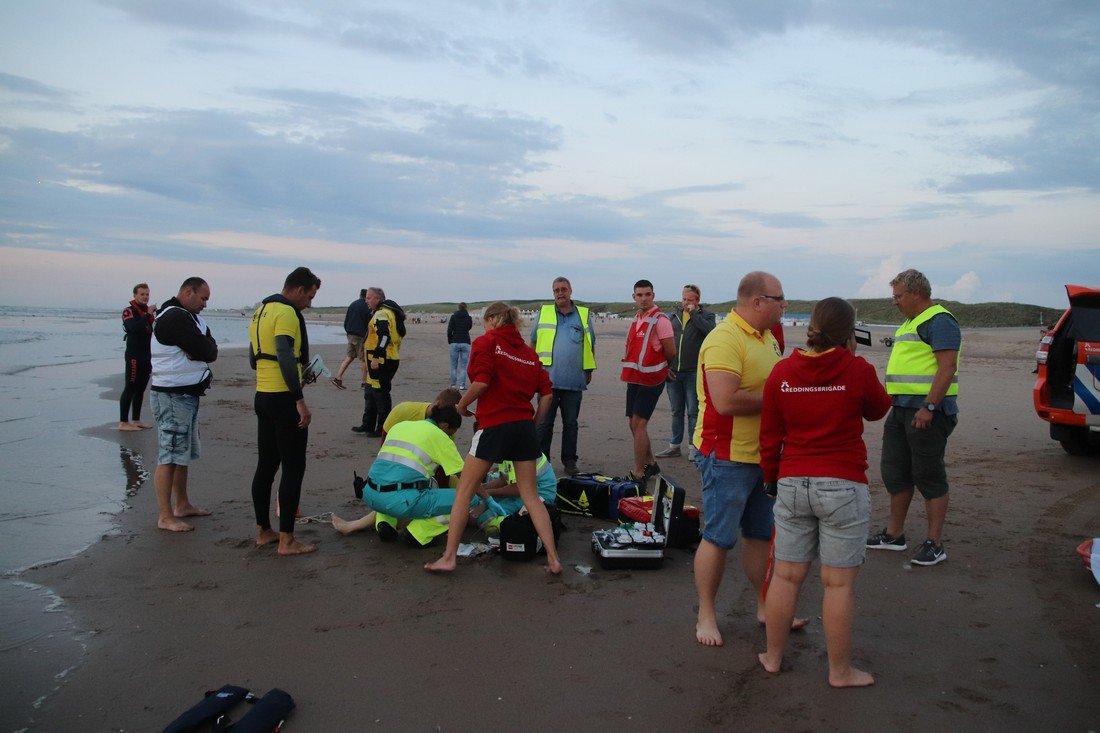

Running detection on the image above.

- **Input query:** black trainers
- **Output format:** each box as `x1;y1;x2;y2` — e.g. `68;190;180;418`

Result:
867;529;907;551
911;539;947;566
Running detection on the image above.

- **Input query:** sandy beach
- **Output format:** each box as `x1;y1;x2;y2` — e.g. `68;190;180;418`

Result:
10;317;1099;731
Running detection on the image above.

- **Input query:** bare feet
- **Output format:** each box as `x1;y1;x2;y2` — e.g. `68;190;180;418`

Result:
133;421;154;429
758;614;810;630
118;421;141;432
331;515;355;535
758;652;782;674
278;536;318;556
829;667;875;688
696;619;724;647
424;556;456;573
256;528;280;546
158;517;193;532
174;504;211;518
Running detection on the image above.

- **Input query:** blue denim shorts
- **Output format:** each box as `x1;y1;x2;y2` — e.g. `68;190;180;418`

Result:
151;391;201;466
695;451;773;549
773;477;870;568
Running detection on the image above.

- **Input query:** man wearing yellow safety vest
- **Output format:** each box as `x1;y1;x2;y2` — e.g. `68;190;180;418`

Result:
868;269;961;567
529;276;596;476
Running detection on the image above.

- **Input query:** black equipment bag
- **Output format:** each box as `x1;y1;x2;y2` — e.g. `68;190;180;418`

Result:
499;502;563;561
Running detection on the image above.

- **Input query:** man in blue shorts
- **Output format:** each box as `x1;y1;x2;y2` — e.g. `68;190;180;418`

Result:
693;272;806;646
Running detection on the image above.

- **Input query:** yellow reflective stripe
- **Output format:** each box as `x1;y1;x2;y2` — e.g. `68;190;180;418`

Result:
382;439;434;465
375;452;432;477
886;374;959;384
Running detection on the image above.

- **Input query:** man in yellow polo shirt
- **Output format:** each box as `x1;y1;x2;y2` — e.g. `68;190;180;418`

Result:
693;271;803;647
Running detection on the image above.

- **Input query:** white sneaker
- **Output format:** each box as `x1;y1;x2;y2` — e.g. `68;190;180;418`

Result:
687;447;700;460
655;445;681;458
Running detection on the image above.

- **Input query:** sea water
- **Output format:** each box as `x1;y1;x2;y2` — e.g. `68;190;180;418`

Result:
0;305;345;726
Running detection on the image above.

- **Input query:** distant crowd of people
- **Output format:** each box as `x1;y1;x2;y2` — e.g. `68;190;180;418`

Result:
119;266;961;687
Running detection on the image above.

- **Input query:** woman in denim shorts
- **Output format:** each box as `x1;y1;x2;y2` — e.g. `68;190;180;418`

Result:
757;297;892;687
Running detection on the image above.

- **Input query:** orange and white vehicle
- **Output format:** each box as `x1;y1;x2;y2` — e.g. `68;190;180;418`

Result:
1034;285;1100;455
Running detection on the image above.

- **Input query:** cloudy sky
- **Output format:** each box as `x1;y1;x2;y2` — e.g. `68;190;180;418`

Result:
1;0;1098;310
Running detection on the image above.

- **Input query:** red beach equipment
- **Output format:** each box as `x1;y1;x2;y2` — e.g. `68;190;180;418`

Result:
1077;539;1094;571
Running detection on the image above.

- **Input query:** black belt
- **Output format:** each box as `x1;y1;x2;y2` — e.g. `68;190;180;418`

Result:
367;478;430;493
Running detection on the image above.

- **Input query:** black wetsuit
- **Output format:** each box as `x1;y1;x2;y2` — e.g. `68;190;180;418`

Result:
120;299;154;422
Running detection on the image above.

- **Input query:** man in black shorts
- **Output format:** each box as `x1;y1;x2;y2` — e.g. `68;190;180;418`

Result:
620;280;676;482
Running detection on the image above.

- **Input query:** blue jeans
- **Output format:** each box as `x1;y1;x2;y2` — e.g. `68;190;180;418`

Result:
694;451;773;550
537;389;583;462
666;370;698;446
449;343;470;388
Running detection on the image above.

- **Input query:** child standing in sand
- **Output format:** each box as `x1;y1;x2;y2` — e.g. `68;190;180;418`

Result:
425;302;562;574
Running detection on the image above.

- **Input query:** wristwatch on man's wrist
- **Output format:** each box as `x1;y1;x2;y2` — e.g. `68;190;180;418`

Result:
923;401;937;412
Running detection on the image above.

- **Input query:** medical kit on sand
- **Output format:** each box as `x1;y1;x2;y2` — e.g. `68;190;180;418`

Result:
590;474;697;569
555;473;642;520
163;685;294;732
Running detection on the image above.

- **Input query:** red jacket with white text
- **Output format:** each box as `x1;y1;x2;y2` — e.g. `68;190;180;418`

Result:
760;347;891;484
468;325;552;430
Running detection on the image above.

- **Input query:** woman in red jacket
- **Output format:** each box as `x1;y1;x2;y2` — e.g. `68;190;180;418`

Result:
757;297;891;687
426;302;561;574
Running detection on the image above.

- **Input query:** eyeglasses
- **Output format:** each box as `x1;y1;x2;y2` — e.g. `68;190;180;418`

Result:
760;294;787;303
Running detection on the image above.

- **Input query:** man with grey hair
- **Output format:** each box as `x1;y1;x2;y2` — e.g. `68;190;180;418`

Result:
530;276;596;475
353;287;406;436
868;268;961;566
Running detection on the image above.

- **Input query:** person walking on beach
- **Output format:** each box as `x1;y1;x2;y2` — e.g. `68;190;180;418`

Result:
757;297;891;687
150;277;218;532
447;302;473;389
353;287;405;436
119;282;157;431
332;289;370;389
248;266;322;556
426;302;561;574
655;284;715;460
693;271;805;646
621;279;675;483
530;276;596;476
868;269;961;566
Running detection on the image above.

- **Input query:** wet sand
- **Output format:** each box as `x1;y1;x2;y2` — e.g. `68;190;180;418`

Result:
14;319;1100;731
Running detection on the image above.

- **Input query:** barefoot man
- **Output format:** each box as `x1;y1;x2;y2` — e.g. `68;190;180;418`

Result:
150;277;218;532
248;267;322;556
119;282;156;431
693;271;806;645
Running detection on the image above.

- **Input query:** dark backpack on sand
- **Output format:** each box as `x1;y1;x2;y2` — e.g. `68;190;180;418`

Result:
499;502;564;561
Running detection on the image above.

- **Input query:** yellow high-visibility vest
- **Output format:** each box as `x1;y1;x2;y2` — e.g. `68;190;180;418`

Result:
534;304;596;370
885;304;960;396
